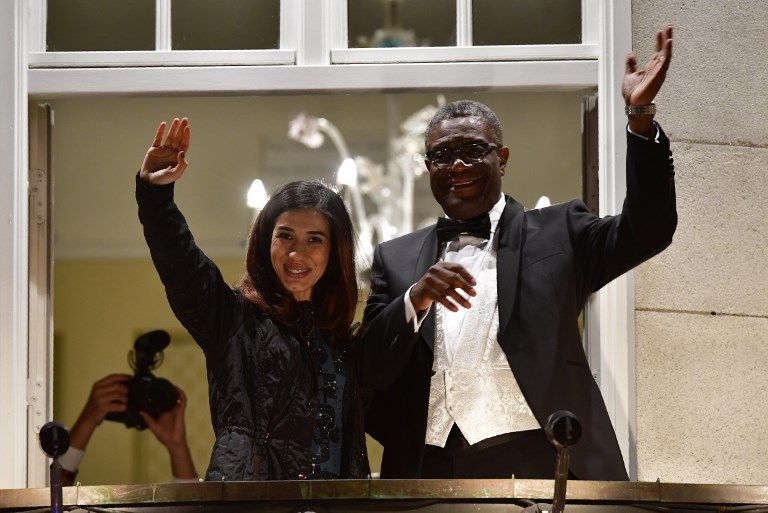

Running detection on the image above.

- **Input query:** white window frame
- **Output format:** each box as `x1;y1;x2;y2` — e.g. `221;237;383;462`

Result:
1;0;635;487
28;0;295;68
332;0;599;63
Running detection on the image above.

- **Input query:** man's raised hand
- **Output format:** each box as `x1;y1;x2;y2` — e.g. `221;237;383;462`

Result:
623;25;673;108
140;117;191;186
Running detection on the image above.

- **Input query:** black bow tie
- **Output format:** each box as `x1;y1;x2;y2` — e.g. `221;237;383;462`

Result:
436;213;491;244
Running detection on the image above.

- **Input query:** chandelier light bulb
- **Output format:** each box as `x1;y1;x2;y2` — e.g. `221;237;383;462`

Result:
534;195;551;209
336;158;359;187
247;179;269;210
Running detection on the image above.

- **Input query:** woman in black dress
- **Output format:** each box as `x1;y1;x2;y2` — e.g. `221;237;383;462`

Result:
136;117;369;480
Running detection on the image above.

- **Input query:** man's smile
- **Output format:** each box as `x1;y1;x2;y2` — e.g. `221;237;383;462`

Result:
448;177;481;190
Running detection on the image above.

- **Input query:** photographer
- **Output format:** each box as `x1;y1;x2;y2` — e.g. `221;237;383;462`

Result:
58;374;198;485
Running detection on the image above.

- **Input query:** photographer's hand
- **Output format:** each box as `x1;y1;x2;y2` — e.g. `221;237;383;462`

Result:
69;374;130;451
140;388;197;480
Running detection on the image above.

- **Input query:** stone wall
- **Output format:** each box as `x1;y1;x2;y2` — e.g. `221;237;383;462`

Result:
633;1;768;484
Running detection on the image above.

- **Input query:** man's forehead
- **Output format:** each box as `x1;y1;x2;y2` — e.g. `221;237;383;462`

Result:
428;116;495;146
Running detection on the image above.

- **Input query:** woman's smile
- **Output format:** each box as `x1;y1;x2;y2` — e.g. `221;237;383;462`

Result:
270;208;331;301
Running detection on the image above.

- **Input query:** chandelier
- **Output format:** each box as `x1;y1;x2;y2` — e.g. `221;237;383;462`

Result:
282;97;447;275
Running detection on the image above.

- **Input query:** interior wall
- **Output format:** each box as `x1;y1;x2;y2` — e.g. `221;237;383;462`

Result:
632;2;768;484
53;259;237;483
50;92;586;261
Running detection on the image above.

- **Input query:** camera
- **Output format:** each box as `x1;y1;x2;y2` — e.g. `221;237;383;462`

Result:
105;330;179;430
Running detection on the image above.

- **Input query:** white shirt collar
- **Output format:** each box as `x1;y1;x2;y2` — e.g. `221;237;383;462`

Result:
487;194;506;235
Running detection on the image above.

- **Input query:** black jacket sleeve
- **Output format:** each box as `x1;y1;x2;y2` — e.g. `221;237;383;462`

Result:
571;125;677;301
357;244;424;391
135;175;243;351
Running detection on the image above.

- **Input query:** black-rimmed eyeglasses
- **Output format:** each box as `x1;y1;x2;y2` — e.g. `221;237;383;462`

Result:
425;143;500;169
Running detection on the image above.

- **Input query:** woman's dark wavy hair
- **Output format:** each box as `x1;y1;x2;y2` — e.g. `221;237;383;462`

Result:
236;180;358;346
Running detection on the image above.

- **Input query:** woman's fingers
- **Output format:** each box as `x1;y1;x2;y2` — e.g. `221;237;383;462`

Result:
151;122;166;148
179;124;191;153
164;117;181;148
168;117;189;149
175;151;188;176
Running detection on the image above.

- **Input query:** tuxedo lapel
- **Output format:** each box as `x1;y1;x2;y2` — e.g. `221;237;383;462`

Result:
413;226;439;352
496;196;525;343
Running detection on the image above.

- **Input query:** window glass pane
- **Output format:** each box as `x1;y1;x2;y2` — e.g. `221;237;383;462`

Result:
473;0;581;45
349;0;456;48
172;0;279;50
46;0;154;51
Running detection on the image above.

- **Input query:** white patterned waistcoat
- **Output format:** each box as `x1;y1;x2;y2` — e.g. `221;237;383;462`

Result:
425;244;540;447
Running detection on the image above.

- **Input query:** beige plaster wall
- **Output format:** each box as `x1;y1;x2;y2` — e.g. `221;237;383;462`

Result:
633;2;768;484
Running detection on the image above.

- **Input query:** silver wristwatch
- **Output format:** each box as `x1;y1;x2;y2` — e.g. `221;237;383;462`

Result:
625;103;656;116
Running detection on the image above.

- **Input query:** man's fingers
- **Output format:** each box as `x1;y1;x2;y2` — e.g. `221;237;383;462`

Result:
662;37;672;65
433;289;472;312
625;52;637;74
436;262;476;287
655;30;663;52
429;288;460;312
661;25;672;47
444;263;477;286
438;269;476;296
425;279;473;310
152;122;166;148
445;288;472;309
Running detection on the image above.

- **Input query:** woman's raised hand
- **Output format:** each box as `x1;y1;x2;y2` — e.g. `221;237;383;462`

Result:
140;117;191;186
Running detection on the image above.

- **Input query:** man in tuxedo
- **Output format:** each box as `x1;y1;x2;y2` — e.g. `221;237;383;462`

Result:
358;26;676;480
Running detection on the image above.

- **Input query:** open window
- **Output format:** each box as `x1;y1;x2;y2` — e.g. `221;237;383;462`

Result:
11;0;636;486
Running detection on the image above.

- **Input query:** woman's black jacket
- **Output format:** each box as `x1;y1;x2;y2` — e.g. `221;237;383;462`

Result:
137;177;370;480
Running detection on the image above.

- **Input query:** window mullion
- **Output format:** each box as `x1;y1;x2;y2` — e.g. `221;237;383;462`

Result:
327;0;347;51
456;0;472;47
289;0;330;65
155;0;171;51
583;0;599;44
27;0;46;52
280;0;299;53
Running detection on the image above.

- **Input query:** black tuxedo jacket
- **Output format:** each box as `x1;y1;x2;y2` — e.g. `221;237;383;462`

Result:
358;128;677;480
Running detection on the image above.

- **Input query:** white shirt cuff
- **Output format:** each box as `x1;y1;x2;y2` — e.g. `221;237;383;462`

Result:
58;446;86;472
627;123;661;143
403;284;431;333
